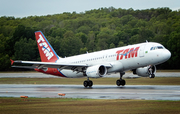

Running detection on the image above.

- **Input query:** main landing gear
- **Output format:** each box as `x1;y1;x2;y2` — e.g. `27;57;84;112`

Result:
116;72;126;86
83;72;126;87
83;77;93;87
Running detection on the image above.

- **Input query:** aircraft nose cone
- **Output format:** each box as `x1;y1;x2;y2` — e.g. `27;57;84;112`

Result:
163;49;171;61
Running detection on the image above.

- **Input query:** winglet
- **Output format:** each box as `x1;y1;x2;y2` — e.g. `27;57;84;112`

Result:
10;59;14;65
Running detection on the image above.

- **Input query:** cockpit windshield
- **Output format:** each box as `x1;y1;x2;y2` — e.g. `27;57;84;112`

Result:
150;46;164;50
157;46;164;49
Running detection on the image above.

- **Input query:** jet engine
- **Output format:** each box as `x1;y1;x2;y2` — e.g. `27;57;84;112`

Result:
86;65;107;78
133;65;156;77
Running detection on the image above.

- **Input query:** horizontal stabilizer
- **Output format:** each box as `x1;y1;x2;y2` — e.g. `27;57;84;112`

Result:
10;59;14;65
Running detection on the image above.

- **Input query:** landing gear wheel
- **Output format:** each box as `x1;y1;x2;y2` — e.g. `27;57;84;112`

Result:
116;72;126;86
116;80;121;86
116;79;126;86
150;74;155;78
83;81;89;87
121;79;126;86
83;80;93;87
88;80;93;87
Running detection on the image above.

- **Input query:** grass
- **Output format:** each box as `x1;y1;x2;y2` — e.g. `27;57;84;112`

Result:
0;77;180;85
0;97;180;114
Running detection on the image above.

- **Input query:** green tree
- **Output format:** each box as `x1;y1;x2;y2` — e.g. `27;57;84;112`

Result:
0;34;10;71
109;43;115;48
77;25;91;34
96;38;108;50
47;36;61;56
48;27;65;38
14;38;37;61
60;31;83;57
97;27;116;47
167;31;180;69
0;54;10;71
75;32;87;44
86;31;96;52
80;47;88;54
117;41;126;47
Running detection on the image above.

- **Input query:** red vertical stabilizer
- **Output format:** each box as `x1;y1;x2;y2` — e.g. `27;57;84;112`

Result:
35;31;59;62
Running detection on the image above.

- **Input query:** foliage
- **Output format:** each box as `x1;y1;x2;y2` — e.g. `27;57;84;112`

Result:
0;7;179;70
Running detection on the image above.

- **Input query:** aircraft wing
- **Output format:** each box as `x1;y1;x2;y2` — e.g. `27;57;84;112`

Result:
11;60;112;71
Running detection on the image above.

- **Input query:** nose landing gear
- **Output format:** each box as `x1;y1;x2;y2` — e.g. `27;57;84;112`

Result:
150;74;155;78
148;65;155;78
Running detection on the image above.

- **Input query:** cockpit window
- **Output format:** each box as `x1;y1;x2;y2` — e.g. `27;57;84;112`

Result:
157;46;163;49
150;46;164;50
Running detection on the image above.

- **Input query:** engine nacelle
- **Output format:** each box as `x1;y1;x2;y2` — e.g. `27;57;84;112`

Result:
133;65;156;77
86;65;107;78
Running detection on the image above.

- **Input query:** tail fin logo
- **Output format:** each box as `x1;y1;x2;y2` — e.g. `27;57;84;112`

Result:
37;34;54;60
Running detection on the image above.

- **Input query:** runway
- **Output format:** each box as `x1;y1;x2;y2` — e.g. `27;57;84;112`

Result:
0;72;180;100
1;84;180;100
0;71;180;78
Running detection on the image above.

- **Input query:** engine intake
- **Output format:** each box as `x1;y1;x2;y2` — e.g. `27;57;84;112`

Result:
86;65;107;78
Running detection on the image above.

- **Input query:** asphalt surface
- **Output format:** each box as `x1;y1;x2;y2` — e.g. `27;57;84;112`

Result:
0;72;180;78
0;72;180;100
1;84;180;100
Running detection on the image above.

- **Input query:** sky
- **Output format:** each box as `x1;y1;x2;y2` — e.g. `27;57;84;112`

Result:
0;0;180;18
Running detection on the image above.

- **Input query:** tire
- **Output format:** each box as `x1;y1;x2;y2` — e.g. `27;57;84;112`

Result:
116;80;121;86
121;80;126;86
150;74;155;78
83;81;89;87
89;80;93;87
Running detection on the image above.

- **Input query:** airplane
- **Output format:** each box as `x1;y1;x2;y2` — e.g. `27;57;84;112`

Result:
11;31;171;87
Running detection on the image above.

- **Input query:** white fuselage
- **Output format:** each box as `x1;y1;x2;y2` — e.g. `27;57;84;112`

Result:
55;42;171;78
